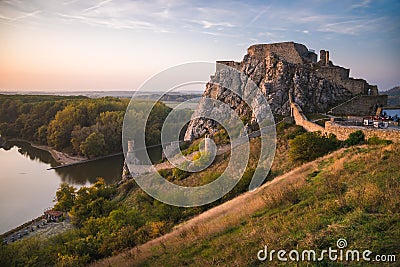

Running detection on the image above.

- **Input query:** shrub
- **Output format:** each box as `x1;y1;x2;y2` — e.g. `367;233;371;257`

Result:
172;167;189;180
276;122;292;133
182;141;200;156
284;125;307;140
367;136;393;145
289;132;340;163
193;151;212;168
276;123;306;140
345;130;365;146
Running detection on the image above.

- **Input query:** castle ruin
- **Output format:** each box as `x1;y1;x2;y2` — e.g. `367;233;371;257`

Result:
216;42;387;116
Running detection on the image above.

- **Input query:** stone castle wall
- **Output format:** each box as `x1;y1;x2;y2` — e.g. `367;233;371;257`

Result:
291;101;400;143
330;95;388;116
341;78;368;95
247;42;312;64
245;43;381;98
316;66;350;83
291;102;325;132
325;121;400;143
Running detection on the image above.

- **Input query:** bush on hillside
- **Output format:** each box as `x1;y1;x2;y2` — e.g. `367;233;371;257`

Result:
289;132;340;163
367;136;393;145
345;130;365;146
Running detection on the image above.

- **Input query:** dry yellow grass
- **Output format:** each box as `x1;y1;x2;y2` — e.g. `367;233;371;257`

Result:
91;148;350;267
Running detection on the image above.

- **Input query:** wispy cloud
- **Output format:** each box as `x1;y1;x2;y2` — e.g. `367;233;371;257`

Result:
0;9;41;24
9;10;41;22
83;0;113;12
318;18;382;35
350;0;371;9
199;20;235;29
249;8;268;25
0;0;397;40
56;12;162;32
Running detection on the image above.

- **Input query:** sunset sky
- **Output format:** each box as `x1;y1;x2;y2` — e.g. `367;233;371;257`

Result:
0;0;399;91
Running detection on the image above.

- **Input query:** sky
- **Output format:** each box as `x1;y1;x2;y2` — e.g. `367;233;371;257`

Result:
0;0;399;92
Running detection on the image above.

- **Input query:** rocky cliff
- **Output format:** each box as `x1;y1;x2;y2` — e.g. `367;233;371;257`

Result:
185;42;374;141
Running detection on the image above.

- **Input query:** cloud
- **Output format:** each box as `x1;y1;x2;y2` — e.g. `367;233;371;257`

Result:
350;0;371;9
0;0;397;41
9;10;41;21
56;12;162;32
199;20;235;29
0;9;41;23
248;8;268;25
83;0;113;12
318;18;382;35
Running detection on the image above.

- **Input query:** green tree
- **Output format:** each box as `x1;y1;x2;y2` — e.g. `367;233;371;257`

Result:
80;132;106;158
36;125;48;144
54;183;76;212
47;105;84;149
70;125;94;154
96;111;124;153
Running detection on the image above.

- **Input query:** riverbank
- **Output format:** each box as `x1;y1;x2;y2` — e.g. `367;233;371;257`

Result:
32;144;87;165
7;139;87;165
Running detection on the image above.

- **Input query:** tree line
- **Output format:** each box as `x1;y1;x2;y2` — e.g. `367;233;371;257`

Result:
0;95;172;158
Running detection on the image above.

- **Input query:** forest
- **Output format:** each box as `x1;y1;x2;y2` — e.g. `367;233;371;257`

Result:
0;94;172;158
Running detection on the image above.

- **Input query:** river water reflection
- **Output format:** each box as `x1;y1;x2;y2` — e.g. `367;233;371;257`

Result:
0;141;161;234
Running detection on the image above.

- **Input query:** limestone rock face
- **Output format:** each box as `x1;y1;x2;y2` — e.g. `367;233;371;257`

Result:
185;42;354;141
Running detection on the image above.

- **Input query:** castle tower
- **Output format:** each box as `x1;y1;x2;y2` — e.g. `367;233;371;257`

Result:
319;50;329;65
126;140;140;165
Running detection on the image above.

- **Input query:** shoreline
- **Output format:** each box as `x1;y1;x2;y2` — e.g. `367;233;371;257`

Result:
8;138;87;165
1;139;124;240
31;143;87;165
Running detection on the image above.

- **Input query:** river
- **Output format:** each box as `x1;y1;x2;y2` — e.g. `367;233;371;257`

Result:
0;141;161;234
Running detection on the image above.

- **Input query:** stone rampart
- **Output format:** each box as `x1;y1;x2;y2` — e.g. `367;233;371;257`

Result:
325;121;400;143
291;102;325;132
330;95;388;116
247;42;312;64
291;102;400;143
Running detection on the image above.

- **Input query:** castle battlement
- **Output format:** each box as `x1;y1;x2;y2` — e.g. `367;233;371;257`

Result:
247;41;317;64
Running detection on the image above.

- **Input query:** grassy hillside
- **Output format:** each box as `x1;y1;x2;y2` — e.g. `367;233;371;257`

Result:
2;124;397;266
94;143;400;266
385;86;400;106
0;124;304;266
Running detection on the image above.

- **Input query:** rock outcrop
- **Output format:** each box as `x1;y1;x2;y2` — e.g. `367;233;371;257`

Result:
185;41;382;141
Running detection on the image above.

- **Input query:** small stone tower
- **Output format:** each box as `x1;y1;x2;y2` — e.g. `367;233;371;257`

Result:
319;50;330;65
126;140;140;165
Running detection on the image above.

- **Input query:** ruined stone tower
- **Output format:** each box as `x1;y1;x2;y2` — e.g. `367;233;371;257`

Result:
319;50;330;66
